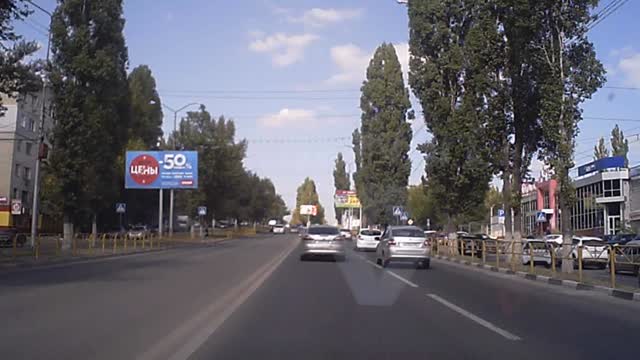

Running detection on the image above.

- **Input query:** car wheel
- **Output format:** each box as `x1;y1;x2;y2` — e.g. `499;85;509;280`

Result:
418;260;430;269
544;261;551;269
376;257;382;266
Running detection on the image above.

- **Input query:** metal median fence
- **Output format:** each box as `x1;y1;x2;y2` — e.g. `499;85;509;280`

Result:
430;237;640;291
0;227;263;267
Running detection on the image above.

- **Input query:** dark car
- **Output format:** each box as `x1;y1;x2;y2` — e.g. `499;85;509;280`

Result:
458;234;486;257
606;233;637;246
0;228;27;248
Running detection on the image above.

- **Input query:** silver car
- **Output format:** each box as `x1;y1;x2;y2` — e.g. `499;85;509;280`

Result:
376;226;430;269
300;225;346;261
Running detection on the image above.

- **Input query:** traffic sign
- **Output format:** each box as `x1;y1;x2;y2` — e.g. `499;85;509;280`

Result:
115;203;126;214
407;219;414;225
198;206;207;216
400;212;409;221
393;206;403;217
536;211;547;223
497;209;505;217
11;199;22;215
300;205;317;216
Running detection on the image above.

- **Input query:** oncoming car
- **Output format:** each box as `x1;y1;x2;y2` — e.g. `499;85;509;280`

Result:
272;224;286;234
300;225;345;261
376;226;430;269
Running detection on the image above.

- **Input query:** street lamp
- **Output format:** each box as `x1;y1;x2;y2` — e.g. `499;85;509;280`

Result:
28;0;53;248
162;102;201;237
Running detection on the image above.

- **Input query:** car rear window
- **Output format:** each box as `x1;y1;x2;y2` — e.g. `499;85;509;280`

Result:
583;240;604;246
308;227;339;235
393;229;424;237
360;230;381;236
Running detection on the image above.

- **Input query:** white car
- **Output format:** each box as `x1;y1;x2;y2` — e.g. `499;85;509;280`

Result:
272;224;285;234
354;228;382;251
340;229;353;240
522;240;552;267
376;226;430;269
549;236;608;269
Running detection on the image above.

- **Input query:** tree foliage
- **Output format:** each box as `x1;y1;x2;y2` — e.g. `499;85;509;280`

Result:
128;65;163;148
291;177;325;225
408;1;492;231
355;43;412;225
0;0;41;112
332;152;350;223
593;137;609;160
610;124;629;166
48;0;131;228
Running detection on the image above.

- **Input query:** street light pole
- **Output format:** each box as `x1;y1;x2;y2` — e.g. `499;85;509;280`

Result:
28;1;52;248
162;102;200;237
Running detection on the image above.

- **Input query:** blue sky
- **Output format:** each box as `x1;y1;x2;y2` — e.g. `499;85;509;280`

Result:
16;0;640;223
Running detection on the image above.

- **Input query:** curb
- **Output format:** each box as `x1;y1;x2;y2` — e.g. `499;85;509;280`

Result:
433;255;640;303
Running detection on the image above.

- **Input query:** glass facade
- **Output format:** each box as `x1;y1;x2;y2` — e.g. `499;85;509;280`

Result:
570;179;626;234
521;197;537;236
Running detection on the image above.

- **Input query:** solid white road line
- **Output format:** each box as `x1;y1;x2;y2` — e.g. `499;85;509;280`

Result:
426;293;522;341
359;255;419;288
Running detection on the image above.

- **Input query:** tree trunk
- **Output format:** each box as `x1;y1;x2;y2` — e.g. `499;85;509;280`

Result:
62;214;73;250
559;168;574;273
502;140;513;243
91;214;97;243
511;138;525;263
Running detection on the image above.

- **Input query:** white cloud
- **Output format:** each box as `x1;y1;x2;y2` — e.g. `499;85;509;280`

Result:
325;43;410;86
289;8;363;27
249;32;319;67
259;108;316;128
618;52;640;87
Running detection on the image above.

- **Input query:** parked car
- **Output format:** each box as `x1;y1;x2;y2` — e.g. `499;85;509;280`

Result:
300;225;345;261
606;233;637;246
272;224;286;234
612;240;640;275
522;240;552;267
552;236;608;269
0;228;26;248
458;234;486;257
339;229;353;241
376;226;430;269
127;225;149;240
354;228;382;251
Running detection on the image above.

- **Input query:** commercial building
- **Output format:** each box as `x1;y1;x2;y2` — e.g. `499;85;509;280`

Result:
630;166;640;233
520;156;634;237
0;92;53;228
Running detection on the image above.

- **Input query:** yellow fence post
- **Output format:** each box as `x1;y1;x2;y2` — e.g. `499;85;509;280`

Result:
150;234;153;249
134;236;137;250
510;242;516;273
141;235;145;250
551;245;556;275
101;234;106;254
609;245;616;289
578;245;583;283
34;235;40;260
72;235;77;256
482;241;486;265
113;234;117;254
470;241;475;263
124;235;128;252
56;236;61;256
496;242;500;268
529;244;534;274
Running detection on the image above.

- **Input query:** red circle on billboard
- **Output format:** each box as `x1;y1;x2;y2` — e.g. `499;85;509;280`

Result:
129;154;160;186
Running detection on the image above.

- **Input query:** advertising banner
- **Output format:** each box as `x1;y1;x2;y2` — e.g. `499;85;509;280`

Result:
334;190;361;208
577;156;625;177
125;151;198;189
300;205;317;216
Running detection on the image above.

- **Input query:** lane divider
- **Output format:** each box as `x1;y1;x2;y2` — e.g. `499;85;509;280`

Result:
426;293;522;341
357;254;418;288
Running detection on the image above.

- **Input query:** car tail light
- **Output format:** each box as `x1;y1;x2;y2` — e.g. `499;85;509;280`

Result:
303;235;313;241
388;239;396;246
423;239;430;247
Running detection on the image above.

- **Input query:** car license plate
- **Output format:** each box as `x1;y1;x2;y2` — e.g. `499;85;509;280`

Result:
402;243;418;247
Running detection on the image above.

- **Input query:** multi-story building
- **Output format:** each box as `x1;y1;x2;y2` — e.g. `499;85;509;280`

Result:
520;156;634;237
0;92;53;229
630;165;640;232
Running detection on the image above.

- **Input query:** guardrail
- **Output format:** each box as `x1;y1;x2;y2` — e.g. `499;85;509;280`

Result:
430;238;640;290
0;227;263;266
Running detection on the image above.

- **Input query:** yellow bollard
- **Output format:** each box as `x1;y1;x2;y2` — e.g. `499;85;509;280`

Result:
471;241;475;262
101;234;106;254
482;241;486;264
113;234;118;254
578;245;583;283
551;245;556;275
141;235;145;250
150;234;153;249
124;235;128;252
609;245;616;289
529;244;534;274
34;235;41;260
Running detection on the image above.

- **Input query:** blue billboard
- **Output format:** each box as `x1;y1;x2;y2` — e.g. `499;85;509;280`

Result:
125;151;198;189
577;156;625;177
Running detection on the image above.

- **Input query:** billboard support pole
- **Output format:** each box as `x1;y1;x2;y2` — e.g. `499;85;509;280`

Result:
169;189;174;238
158;189;163;238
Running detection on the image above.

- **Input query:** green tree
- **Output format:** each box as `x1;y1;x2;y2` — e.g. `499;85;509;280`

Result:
610;124;629;166
291;177;325;225
0;1;41;112
356;43;412;225
408;1;492;233
593;137;609;160
332;152;350;224
48;0;131;239
535;0;605;272
407;183;440;229
128;65;163;148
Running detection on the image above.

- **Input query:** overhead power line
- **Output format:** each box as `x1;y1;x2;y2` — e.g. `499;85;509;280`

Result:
587;0;629;32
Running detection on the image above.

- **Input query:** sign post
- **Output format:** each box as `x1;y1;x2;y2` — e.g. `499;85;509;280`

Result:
300;205;317;228
116;203;126;230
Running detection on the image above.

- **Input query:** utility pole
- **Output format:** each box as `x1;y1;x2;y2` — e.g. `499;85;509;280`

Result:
162;102;200;238
28;1;52;248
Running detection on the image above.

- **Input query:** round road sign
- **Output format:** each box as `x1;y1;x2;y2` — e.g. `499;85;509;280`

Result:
129;154;160;186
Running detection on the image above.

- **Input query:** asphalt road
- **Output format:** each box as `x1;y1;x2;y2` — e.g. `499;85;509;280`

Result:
1;234;639;360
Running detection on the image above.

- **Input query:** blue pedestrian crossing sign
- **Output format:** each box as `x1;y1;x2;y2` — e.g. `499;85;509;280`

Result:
393;206;404;217
536;211;547;223
198;206;207;216
115;203;126;214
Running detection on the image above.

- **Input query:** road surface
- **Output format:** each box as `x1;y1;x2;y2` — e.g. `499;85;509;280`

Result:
1;234;638;360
